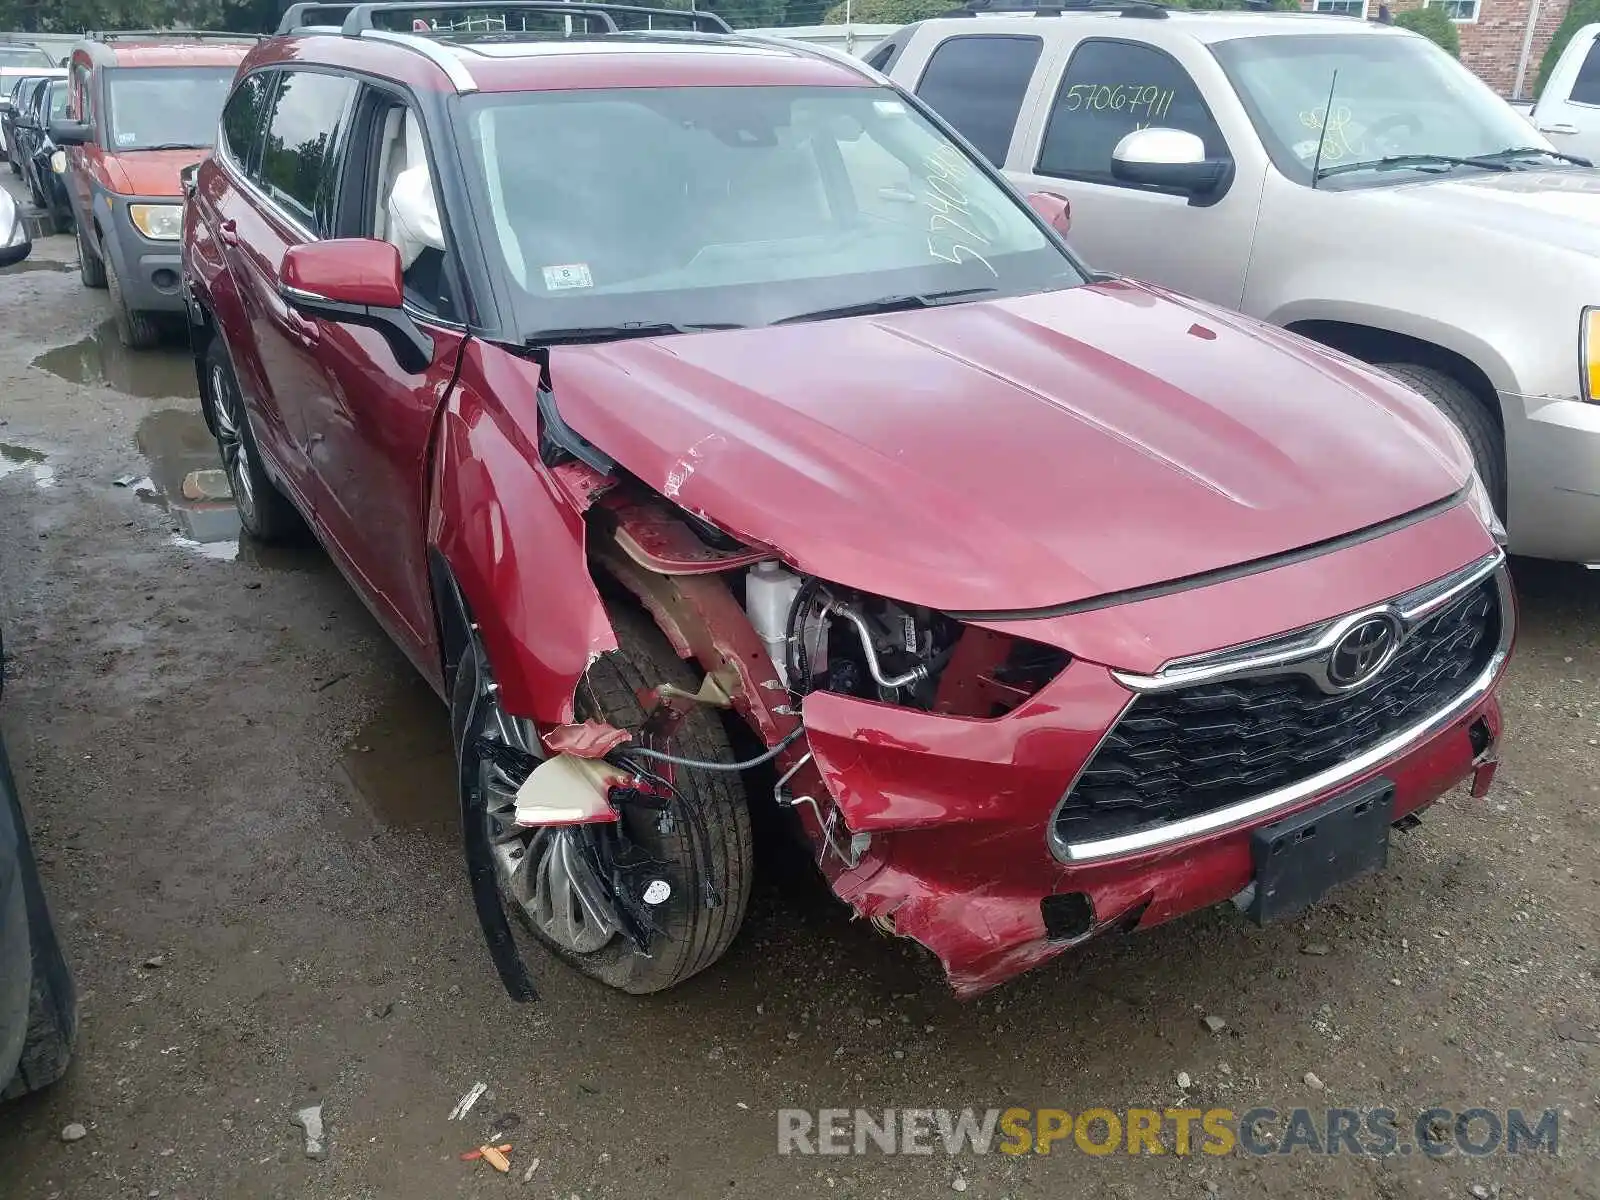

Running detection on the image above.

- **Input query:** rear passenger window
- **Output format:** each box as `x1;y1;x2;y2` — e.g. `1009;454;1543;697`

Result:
1037;40;1224;184
1571;40;1600;106
221;72;272;176
915;35;1043;167
257;70;356;236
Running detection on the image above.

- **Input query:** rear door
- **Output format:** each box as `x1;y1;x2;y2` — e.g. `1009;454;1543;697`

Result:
214;67;358;504
1532;24;1600;164
906;31;1048;170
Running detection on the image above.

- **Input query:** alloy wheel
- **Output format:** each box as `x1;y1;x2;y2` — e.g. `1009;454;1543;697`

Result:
477;691;621;955
209;360;257;527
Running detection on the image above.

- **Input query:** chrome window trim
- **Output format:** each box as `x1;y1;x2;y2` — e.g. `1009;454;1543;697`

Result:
360;30;479;94
1052;558;1513;864
1111;549;1504;695
217;142;319;245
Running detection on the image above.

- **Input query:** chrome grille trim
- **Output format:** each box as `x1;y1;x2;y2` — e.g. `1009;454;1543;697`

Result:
1052;558;1513;864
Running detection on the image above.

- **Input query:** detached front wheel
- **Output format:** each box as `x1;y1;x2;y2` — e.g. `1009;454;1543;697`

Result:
454;605;753;995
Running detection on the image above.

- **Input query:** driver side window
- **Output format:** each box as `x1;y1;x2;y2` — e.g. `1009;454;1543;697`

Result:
337;90;460;322
1037;40;1227;186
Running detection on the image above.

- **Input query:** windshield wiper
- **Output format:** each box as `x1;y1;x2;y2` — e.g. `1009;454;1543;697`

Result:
1314;153;1514;181
773;287;999;326
527;321;744;347
1461;145;1593;168
135;142;208;151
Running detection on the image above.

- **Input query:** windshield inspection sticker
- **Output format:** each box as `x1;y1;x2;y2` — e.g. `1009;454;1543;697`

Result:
542;262;594;291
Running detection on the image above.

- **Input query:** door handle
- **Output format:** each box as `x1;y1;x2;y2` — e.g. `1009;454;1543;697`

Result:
1539;123;1580;136
218;218;240;246
285;310;320;348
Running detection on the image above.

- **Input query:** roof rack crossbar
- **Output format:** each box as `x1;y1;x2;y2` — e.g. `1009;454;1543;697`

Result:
85;29;264;41
277;4;361;34
334;2;733;36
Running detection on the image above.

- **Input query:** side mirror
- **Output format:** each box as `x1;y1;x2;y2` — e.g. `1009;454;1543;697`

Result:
1025;190;1071;238
180;161;200;199
1111;128;1230;198
0;190;32;269
280;238;432;373
48;117;89;146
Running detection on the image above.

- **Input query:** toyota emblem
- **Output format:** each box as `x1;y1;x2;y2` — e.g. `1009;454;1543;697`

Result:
1327;615;1401;688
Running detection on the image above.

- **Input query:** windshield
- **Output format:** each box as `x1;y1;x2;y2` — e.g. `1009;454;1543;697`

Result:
45;80;67;120
458;84;1080;338
0;46;52;68
1211;33;1553;186
106;66;236;151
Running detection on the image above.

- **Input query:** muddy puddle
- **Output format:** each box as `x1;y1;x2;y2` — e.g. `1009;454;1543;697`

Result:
34;321;197;399
0;441;55;488
339;672;456;839
0;258;74;275
128;408;240;559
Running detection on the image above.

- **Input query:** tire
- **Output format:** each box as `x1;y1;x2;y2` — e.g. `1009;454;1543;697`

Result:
0;972;74;1101
1376;362;1506;517
76;224;105;290
105;248;161;350
204;337;302;543
456;605;754;995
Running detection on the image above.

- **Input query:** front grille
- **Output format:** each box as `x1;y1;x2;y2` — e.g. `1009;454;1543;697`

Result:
1054;571;1501;846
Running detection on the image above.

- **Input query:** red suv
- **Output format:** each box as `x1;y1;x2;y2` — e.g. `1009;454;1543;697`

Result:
182;2;1514;1001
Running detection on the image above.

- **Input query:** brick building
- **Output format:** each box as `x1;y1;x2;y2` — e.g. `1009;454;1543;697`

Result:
1301;0;1570;97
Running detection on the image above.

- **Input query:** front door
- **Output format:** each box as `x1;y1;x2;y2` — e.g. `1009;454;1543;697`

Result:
295;87;468;672
1006;37;1259;308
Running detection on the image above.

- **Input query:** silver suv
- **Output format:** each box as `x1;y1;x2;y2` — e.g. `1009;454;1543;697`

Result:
878;6;1600;565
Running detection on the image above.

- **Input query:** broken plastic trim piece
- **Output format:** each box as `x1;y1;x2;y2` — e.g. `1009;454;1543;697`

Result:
513;755;625;827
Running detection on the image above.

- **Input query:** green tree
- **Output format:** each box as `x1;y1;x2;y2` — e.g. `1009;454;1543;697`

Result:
1537;0;1600;95
1394;4;1460;58
821;0;944;21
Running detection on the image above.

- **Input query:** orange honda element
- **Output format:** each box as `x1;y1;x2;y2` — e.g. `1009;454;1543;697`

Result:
53;33;256;348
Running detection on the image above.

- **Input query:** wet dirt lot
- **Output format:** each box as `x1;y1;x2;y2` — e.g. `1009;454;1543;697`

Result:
0;190;1596;1200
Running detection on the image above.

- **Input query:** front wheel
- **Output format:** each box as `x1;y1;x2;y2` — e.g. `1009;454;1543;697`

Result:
104;247;161;350
1376;362;1506;518
453;605;753;995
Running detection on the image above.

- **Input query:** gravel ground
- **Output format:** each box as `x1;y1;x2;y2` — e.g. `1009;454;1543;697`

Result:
0;182;1596;1200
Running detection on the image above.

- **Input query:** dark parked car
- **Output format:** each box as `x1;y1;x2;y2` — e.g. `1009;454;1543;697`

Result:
3;74;44;171
0;189;77;1102
0;42;58;163
13;78;72;224
184;1;1512;1001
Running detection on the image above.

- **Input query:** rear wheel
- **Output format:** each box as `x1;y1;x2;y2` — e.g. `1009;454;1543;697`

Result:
205;338;301;543
76;224;105;289
457;606;753;994
1377;362;1506;517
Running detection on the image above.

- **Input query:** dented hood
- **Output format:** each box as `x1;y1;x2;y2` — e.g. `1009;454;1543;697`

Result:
550;280;1470;614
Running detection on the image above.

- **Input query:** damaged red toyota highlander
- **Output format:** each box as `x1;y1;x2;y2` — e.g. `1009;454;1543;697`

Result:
182;2;1513;1000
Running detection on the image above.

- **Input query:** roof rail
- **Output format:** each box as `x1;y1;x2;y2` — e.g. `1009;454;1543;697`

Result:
327;2;732;36
85;29;265;41
945;0;1171;16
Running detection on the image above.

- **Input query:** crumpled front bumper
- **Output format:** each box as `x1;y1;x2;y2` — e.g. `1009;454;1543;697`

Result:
796;542;1513;998
803;678;1501;997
